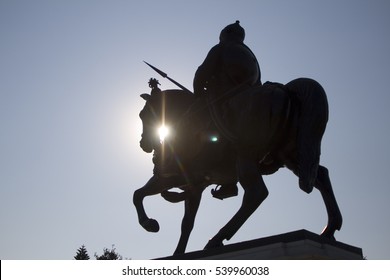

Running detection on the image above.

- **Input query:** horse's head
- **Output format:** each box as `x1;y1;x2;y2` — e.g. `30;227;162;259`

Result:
138;87;194;153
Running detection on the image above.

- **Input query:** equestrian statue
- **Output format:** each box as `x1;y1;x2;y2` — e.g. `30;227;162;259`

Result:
133;21;342;255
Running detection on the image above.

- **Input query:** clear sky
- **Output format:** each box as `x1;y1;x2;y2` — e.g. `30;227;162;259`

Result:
1;0;389;260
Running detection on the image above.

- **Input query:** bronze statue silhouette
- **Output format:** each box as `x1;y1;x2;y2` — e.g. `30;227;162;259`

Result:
133;76;343;255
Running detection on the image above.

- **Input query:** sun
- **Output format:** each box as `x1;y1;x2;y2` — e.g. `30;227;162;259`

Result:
158;125;169;142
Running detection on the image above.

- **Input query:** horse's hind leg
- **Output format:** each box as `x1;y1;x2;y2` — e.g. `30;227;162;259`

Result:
315;165;343;239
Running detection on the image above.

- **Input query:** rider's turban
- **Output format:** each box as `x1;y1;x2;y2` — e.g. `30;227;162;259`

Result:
219;20;245;43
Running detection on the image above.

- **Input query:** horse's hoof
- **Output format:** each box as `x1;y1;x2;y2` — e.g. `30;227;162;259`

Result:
320;226;336;240
141;219;160;232
204;239;224;250
173;249;185;255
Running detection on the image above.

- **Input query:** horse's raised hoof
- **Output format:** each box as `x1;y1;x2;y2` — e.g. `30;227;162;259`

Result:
141;218;160;232
204;238;224;250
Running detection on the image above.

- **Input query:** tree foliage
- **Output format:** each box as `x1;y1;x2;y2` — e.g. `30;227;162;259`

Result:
74;244;123;260
74;245;90;260
94;245;122;260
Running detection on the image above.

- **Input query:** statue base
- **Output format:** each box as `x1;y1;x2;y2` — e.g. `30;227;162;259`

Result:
156;230;363;260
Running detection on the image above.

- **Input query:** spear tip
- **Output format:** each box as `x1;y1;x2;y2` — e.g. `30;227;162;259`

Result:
143;61;193;94
143;61;167;78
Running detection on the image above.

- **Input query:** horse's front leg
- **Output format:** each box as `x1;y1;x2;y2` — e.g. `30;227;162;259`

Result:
173;186;204;255
205;155;268;249
133;175;182;232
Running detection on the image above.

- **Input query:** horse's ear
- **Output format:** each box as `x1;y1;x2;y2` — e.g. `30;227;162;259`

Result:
140;93;151;101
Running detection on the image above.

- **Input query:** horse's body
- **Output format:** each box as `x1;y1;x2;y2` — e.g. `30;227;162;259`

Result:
134;78;342;255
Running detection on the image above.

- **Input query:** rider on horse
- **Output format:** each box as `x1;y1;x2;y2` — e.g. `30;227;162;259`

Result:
193;21;262;199
194;20;261;97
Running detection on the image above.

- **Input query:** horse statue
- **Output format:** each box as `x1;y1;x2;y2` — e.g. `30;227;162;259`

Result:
133;77;342;255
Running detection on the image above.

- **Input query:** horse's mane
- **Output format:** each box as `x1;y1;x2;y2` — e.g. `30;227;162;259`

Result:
158;89;195;111
161;89;194;97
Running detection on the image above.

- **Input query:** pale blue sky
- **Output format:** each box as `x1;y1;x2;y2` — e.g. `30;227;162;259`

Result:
1;0;389;259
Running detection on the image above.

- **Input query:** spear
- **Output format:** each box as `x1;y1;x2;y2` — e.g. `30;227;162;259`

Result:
143;61;193;94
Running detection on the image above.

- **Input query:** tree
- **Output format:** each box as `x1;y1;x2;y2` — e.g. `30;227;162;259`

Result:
74;245;90;260
94;245;122;260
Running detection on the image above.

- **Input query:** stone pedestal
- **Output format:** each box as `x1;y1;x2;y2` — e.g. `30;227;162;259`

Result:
157;230;363;260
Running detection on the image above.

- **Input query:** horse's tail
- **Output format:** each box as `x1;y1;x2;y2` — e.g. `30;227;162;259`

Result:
286;78;329;193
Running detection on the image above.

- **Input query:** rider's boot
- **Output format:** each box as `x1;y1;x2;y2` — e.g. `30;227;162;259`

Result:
211;184;238;200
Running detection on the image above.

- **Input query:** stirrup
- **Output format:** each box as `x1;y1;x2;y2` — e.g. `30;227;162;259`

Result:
211;184;238;200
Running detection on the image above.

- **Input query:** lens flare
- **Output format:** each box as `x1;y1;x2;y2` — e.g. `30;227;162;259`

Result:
158;125;169;142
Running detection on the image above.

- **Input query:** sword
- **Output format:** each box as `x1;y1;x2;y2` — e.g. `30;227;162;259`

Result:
143;61;193;94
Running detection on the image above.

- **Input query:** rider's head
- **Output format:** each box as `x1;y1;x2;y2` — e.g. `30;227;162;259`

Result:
219;20;245;44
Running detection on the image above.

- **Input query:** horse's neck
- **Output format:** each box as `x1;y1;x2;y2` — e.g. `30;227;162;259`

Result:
163;90;195;121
